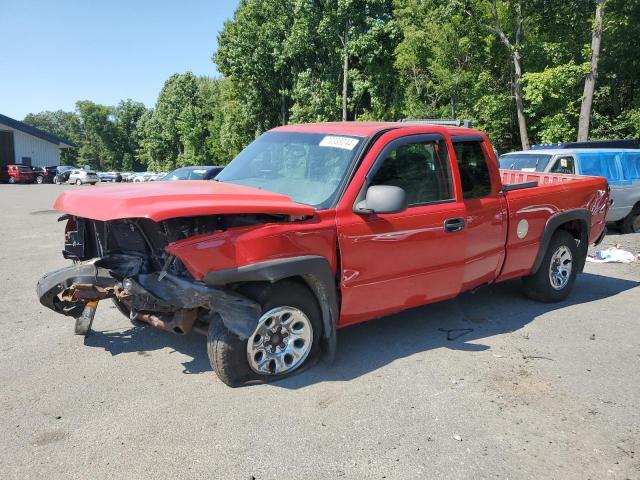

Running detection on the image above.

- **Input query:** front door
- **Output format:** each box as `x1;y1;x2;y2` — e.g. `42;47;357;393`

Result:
336;133;467;326
451;136;507;290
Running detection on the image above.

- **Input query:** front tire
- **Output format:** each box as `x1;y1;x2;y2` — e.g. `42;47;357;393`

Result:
207;280;322;387
8;177;15;184
75;179;82;186
522;230;579;303
620;207;640;234
36;175;44;184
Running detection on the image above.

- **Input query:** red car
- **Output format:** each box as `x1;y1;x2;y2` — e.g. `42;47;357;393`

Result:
37;122;610;386
1;164;35;183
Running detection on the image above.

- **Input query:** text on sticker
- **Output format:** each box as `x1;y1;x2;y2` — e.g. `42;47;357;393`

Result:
319;136;359;151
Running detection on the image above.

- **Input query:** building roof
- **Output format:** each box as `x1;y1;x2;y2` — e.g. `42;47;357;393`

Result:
0;113;77;148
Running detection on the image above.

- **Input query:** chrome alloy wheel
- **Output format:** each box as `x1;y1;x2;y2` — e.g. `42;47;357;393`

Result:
246;306;313;375
549;245;573;290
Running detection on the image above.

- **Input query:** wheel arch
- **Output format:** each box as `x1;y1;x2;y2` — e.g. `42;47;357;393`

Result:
204;256;339;362
531;209;591;275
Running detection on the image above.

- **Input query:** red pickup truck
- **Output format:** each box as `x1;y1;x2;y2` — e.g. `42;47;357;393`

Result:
37;122;610;386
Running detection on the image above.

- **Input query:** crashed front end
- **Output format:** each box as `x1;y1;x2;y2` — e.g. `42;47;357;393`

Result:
36;214;280;337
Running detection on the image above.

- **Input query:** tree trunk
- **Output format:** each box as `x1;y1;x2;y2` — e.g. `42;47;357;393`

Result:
342;25;349;122
577;0;606;141
512;52;530;150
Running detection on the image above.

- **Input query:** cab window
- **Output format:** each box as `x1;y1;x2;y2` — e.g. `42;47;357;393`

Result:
453;140;492;199
369;139;454;206
550;156;575;174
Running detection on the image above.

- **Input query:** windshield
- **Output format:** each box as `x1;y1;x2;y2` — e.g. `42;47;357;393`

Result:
499;153;552;171
216;131;364;208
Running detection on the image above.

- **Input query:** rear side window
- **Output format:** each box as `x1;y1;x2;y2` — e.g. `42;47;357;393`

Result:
453;141;491;199
621;152;640;180
578;153;622;182
370;139;453;206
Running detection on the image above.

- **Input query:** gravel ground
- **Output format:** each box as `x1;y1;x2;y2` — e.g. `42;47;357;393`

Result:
0;183;639;480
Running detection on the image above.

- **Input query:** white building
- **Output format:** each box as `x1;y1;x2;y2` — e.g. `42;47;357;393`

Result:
0;113;75;167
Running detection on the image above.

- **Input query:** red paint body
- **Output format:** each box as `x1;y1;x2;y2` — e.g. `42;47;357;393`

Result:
53;122;610;328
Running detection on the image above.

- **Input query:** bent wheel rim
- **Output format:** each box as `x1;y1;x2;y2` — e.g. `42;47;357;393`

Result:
549;245;573;290
246;306;313;376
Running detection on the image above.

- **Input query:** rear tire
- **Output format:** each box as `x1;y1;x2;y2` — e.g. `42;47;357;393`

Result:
522;230;579;303
620;207;640;234
207;280;322;387
75;179;82;186
36;175;43;184
8;177;15;184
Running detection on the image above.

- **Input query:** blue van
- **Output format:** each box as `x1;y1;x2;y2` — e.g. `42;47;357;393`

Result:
499;148;640;233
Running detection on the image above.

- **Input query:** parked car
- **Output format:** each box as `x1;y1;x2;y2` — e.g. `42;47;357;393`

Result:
37;122;609;387
30;165;59;184
0;164;35;184
131;172;152;182
148;172;167;181
68;168;99;186
120;172;135;182
97;171;123;183
53;166;75;184
162;166;224;181
500;148;640;233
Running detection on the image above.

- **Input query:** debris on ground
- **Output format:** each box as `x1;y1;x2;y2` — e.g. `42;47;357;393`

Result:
453;435;462;442
590;334;596;340
587;247;636;264
438;328;474;341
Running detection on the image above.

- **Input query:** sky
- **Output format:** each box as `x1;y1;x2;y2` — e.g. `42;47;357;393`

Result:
0;0;240;120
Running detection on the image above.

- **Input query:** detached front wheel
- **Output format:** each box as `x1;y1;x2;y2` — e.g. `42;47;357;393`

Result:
207;280;322;387
522;230;578;303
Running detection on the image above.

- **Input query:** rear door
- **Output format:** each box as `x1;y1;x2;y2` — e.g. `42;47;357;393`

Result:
336;132;467;326
451;135;507;290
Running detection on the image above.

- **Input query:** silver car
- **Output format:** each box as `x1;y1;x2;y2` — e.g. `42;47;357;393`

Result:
68;168;100;186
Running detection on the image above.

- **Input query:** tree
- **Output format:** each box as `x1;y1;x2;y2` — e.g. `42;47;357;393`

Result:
112;99;147;171
136;72;214;171
75;100;117;170
466;0;531;150
577;0;606;141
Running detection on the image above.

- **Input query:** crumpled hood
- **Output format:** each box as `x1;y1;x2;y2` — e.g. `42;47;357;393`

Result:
54;181;315;221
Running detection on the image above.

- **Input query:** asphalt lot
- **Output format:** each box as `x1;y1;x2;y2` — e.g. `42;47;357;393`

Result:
1;183;639;480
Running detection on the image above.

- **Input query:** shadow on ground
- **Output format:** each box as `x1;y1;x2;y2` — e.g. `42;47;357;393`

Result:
83;273;638;385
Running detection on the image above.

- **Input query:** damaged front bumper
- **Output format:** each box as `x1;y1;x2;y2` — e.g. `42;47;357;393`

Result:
36;257;262;339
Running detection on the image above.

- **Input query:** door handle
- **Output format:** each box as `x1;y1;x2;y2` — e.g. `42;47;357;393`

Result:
444;217;465;233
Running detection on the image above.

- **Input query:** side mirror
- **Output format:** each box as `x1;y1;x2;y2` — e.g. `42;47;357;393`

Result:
355;185;407;214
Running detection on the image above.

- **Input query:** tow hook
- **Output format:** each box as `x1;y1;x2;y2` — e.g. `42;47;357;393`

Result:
75;300;98;336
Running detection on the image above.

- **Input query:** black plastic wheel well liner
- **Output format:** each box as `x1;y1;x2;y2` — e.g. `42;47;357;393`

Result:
204;255;338;361
530;209;591;275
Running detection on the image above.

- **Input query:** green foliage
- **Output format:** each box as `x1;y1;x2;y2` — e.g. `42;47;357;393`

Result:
23;0;640;167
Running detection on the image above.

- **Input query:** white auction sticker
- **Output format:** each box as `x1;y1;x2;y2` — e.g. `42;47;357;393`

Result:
319;136;359;151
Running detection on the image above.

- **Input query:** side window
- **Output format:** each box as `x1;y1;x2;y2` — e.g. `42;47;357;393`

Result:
551;156;575;174
370;139;453;206
453;141;492;199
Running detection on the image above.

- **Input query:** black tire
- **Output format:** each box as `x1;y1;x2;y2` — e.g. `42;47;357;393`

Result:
53;177;59;184
620;207;640;234
522;230;579;303
207;280;322;387
8;177;15;184
75;179;82;186
36;175;44;184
